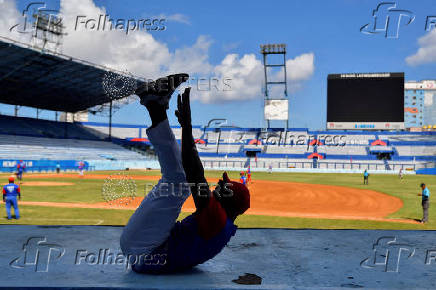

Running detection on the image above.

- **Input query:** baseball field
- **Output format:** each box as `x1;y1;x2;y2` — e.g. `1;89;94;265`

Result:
0;170;434;230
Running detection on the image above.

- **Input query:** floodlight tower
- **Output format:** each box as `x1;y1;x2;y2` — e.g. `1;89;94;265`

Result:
31;9;65;53
260;44;288;129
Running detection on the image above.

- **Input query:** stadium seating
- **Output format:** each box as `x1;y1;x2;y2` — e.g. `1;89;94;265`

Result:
0;134;144;161
0;115;100;140
81;122;435;171
0;115;435;171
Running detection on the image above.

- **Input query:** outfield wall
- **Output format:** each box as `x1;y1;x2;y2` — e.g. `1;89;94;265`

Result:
416;167;436;175
0;159;92;173
200;166;416;174
87;160;159;171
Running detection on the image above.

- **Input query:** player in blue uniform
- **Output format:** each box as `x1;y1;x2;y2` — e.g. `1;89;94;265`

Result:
120;74;250;273
16;160;25;181
240;171;247;185
3;176;21;220
78;161;85;177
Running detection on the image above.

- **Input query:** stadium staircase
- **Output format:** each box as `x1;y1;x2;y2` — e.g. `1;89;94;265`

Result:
312;134;318;169
383;159;391;170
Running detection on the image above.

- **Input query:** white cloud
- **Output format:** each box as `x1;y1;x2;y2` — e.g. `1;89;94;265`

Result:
286;53;315;82
59;0;173;78
0;0;315;104
222;41;241;52
162;13;190;25
0;0;31;42
194;53;264;103
196;52;315;103
168;35;213;75
406;30;436;66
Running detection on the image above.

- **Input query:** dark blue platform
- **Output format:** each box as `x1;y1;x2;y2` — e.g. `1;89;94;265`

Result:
1;226;436;289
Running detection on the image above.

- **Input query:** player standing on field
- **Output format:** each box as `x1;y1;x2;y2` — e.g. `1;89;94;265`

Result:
247;165;251;184
240;171;247;185
16;160;25;181
78;161;85;177
3;176;21;220
418;183;430;224
363;169;369;185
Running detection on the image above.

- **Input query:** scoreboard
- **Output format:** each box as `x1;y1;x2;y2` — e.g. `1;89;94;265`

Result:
327;72;404;130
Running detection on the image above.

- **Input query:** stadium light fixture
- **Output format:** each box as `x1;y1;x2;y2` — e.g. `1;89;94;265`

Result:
260;43;286;54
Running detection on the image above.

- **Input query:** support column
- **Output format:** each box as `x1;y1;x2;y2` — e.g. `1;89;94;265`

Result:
109;100;113;140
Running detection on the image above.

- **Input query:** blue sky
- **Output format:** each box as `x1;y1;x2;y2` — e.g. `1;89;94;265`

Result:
2;0;436;129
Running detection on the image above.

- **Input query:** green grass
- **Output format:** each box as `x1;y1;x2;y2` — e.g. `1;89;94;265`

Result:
15;178;155;203
0;170;434;229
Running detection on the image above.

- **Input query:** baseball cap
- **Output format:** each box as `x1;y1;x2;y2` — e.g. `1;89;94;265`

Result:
218;172;250;218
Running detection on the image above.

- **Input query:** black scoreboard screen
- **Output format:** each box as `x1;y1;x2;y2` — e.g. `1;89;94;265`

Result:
327;72;404;130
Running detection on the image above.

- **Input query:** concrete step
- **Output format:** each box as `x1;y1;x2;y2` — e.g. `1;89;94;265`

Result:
0;226;435;289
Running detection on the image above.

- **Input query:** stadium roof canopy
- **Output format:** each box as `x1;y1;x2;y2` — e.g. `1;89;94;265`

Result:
0;36;145;112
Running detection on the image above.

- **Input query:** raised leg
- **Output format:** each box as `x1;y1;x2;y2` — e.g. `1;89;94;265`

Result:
120;75;190;256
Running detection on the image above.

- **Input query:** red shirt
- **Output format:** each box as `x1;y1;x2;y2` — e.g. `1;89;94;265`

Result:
194;195;228;240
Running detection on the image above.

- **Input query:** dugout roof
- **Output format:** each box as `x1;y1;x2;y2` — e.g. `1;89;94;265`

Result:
0;36;145;112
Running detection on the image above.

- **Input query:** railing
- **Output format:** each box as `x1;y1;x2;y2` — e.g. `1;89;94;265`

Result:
201;159;429;171
318;162;416;171
0;166;96;173
202;160;313;169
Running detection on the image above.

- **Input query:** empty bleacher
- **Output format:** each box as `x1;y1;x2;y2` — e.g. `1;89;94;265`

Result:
0;116;147;164
1;115;435;171
0;115;100;140
317;145;368;156
378;135;436;142
395;146;436;156
0;134;144;161
265;145;312;154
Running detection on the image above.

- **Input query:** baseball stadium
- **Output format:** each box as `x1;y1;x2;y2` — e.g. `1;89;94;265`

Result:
0;37;435;230
1;1;436;288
